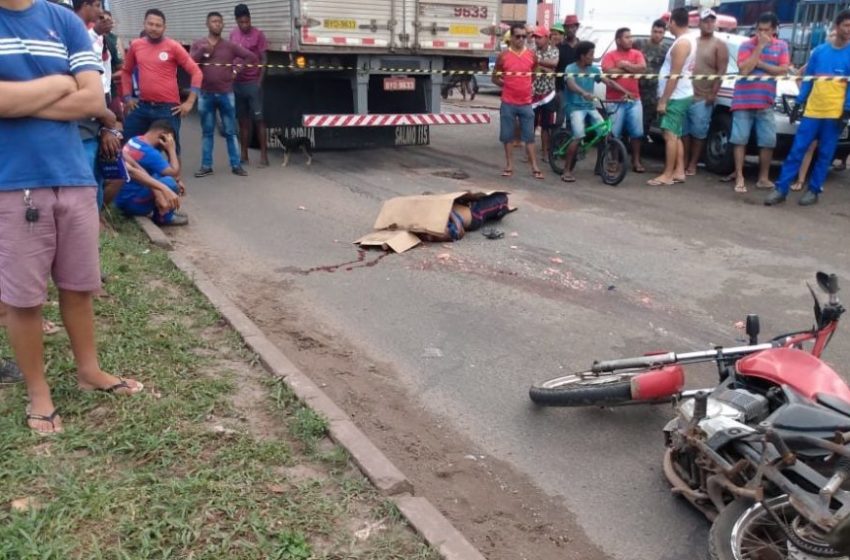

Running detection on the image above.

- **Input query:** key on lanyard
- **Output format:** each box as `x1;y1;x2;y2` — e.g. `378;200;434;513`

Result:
23;189;39;232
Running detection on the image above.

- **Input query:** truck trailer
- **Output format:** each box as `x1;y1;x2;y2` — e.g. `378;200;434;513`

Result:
111;0;502;149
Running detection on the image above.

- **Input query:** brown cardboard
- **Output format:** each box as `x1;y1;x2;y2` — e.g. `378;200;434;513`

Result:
358;190;514;253
355;230;422;253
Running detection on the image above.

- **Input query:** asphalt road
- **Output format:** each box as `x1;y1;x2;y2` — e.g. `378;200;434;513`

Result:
165;107;850;560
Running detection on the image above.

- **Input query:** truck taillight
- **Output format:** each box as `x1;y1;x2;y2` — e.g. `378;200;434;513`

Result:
295;56;307;69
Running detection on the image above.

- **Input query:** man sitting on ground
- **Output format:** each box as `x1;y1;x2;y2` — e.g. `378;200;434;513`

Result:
115;119;186;226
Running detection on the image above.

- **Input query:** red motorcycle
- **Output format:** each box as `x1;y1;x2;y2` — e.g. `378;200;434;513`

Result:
530;273;850;559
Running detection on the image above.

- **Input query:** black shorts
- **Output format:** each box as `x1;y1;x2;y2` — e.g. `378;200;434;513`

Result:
534;96;559;130
233;81;263;121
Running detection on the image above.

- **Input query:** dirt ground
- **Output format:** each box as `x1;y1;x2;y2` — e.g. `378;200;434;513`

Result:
172;236;611;560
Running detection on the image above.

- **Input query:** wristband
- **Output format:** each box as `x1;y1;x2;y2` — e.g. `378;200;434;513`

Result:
100;127;123;139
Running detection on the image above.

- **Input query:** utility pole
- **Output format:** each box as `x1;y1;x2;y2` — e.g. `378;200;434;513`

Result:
526;0;537;25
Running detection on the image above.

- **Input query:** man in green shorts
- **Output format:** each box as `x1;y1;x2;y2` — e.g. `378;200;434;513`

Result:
648;8;696;186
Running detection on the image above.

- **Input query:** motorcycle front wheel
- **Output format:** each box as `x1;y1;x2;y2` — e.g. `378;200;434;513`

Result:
528;371;635;407
709;497;847;560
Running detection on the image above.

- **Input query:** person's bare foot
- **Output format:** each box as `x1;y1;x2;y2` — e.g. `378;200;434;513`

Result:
26;403;63;435
684;167;696;176
258;157;270;168
78;371;144;395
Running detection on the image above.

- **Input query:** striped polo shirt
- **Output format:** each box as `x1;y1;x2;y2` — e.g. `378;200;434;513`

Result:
0;0;103;190
732;37;790;111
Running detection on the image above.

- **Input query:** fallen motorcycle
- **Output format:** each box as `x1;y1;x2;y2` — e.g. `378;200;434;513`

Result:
530;272;850;559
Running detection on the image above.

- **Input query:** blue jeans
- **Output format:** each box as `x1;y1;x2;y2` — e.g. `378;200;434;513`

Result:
499;102;534;144
124;102;182;153
199;92;240;169
115;176;180;225
608;100;644;139
82;138;104;209
731;108;776;148
684;99;713;140
776;117;842;195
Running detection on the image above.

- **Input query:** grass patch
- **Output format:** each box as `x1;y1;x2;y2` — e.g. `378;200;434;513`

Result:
0;216;437;560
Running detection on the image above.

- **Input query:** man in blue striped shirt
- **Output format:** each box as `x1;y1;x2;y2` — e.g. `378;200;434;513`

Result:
727;12;790;193
0;0;144;434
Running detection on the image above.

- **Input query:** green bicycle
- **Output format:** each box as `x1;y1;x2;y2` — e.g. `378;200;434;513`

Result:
548;100;629;186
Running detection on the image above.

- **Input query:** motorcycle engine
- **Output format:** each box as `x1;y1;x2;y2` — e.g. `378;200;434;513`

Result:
678;388;770;424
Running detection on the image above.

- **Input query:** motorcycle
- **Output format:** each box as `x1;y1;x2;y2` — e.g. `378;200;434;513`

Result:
530;272;850;559
441;74;478;101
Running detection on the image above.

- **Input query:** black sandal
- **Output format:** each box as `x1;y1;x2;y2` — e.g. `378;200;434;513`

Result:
26;408;62;435
97;378;144;394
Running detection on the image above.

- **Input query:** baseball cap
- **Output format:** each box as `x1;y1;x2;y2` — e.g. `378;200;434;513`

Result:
532;25;549;38
564;14;580;26
550;23;565;35
700;8;717;20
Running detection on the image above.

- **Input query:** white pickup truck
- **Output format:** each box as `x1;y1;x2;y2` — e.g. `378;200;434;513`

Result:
111;0;501;148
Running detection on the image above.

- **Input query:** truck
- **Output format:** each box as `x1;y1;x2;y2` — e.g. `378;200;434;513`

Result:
110;0;502;149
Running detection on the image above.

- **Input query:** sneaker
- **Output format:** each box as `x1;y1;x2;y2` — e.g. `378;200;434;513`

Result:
231;166;249;177
0;359;23;385
162;213;189;226
798;190;819;206
763;190;787;206
194;167;214;178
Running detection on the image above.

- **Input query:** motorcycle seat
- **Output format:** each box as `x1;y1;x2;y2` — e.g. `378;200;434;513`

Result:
817;392;850;417
770;403;850;433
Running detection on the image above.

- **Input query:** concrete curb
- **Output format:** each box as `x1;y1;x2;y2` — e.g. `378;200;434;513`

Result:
141;229;484;559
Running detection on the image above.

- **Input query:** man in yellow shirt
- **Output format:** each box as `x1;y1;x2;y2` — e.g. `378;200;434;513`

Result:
766;9;850;206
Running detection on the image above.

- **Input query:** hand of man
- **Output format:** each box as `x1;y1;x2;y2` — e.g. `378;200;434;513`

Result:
172;100;194;118
124;98;138;114
160;133;176;152
153;187;180;213
176;178;187;196
757;30;772;48
99;130;122;160
705;93;716;105
657;100;667;115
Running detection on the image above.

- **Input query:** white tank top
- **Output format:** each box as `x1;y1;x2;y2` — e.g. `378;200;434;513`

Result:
657;34;697;100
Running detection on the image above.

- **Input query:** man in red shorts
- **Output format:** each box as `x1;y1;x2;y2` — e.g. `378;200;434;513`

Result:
0;0;143;434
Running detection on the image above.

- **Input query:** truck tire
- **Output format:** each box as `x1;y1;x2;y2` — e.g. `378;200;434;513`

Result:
704;111;734;176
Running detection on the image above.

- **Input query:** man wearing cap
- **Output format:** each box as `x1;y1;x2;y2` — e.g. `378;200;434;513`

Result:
601;27;647;172
727;12;789;193
557;15;580;128
532;26;559;161
492;24;543;180
684;9;728;177
549;23;565;125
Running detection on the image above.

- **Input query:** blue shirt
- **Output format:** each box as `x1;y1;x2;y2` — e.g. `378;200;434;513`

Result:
0;0;102;191
117;136;169;206
798;41;850;119
565;63;600;111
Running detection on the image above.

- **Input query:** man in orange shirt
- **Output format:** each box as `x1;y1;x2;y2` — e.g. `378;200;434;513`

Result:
493;24;543;180
121;8;203;153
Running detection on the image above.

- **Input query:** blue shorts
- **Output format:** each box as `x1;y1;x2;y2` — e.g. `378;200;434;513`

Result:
608;100;643;139
684;99;713;140
500;102;535;144
569;109;604;139
731;108;776;148
82;138;104;210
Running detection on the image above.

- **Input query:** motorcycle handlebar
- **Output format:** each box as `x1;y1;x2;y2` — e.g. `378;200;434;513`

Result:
591;343;777;373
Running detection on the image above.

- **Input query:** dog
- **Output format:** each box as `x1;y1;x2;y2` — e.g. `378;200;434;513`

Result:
272;133;314;167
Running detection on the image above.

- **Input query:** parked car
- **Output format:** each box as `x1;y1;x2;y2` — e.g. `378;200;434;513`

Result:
578;22;850;175
476;52;502;93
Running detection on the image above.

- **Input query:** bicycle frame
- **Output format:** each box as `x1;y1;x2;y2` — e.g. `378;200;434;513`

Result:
552;100;624;159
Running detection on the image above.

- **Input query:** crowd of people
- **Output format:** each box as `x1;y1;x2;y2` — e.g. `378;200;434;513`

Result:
0;0;270;434
492;8;850;206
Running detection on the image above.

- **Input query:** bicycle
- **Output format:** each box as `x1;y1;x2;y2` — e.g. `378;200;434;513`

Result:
548;99;629;186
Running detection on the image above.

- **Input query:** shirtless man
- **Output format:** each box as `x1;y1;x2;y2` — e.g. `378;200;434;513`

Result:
684;10;728;176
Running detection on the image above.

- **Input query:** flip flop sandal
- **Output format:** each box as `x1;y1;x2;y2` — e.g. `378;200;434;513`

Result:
42;320;61;336
82;378;145;395
632;166;646;174
734;183;748;193
755;181;775;190
672;177;686;184
646;178;674;186
25;407;62;435
532;170;545;180
719;174;736;183
685;170;696;176
501;169;513;177
561;175;576;183
482;228;505;240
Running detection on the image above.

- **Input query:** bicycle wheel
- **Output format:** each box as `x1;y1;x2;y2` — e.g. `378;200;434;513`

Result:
548;129;576;175
528;371;635;407
599;137;628;186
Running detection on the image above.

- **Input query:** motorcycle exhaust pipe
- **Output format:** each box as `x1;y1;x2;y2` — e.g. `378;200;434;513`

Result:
630;365;685;401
